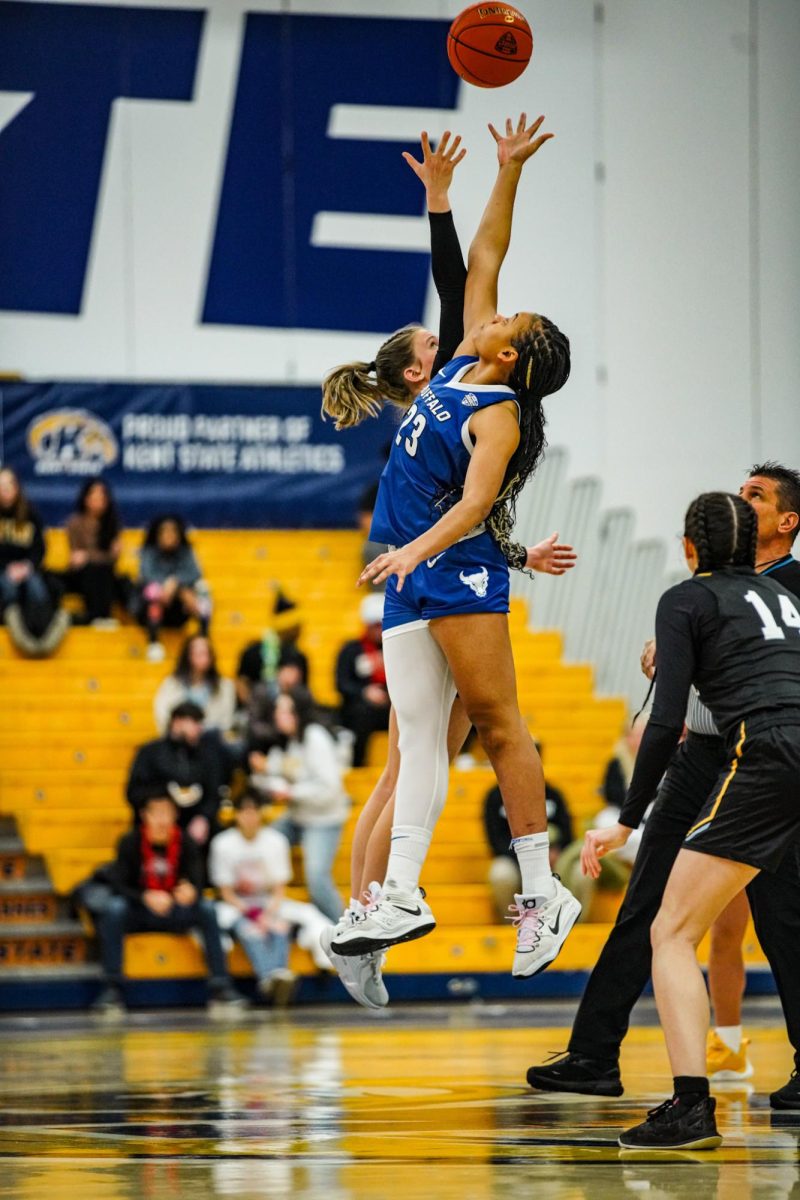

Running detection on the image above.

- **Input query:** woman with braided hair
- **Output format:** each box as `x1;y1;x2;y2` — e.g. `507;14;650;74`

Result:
581;492;800;1150
320;126;576;1007
324;113;579;980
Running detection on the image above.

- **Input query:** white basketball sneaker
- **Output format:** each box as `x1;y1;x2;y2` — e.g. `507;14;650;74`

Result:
331;880;435;956
509;877;582;977
320;887;390;1010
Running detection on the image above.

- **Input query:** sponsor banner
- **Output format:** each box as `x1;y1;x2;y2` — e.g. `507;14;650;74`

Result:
0;382;392;528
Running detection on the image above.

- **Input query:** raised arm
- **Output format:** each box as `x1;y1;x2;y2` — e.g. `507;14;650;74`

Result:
403;130;468;370
458;114;554;352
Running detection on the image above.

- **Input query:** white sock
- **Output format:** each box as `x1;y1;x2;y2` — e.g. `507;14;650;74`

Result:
384;824;432;893
715;1024;743;1053
511;833;555;902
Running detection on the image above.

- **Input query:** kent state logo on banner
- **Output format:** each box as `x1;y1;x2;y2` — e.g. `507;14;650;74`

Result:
26;409;118;476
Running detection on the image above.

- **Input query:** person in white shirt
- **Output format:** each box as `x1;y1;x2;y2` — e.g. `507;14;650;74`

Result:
249;688;349;922
154;634;237;735
209;791;296;1003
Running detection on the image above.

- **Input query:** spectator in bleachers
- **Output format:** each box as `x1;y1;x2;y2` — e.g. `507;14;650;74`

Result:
600;719;647;809
235;590;309;709
0;467;69;654
62;478;124;625
78;789;246;1014
554;719;650;919
335;593;390;767
249;687;348;922
0;466;48;619
209;790;297;1005
484;749;573;920
137;514;211;663
127;701;228;850
154;635;236;736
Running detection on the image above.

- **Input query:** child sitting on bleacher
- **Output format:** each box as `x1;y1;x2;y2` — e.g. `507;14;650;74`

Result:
136;514;211;662
209;790;297;1005
77;788;247;1015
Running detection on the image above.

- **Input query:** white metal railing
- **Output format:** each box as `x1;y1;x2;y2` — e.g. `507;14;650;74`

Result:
511;446;679;713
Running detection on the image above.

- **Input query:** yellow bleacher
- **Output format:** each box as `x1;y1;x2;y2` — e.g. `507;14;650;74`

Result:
3;526;709;983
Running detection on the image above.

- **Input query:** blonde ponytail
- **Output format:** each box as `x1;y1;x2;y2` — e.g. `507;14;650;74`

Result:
321;324;424;430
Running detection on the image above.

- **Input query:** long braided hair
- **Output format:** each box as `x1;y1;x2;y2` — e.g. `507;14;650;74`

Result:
485;315;571;567
684;492;758;571
321;324;421;430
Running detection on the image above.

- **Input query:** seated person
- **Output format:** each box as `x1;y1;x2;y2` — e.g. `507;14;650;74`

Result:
136;514;211;662
154;634;237;735
76;790;246;1013
236;589;309;709
209;790;297;1005
63;478;125;624
0;466;69;653
335;593;390;767
249;688;348;923
555;719;650;918
484;750;573;920
126;701;229;850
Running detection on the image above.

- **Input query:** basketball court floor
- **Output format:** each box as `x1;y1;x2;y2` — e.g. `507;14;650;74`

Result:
0;999;796;1199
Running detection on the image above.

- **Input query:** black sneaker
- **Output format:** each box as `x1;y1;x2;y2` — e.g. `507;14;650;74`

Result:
618;1096;722;1150
770;1070;800;1110
526;1051;623;1097
90;984;126;1016
208;982;249;1011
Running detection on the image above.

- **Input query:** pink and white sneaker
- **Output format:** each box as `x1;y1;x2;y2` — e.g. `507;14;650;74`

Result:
509;878;581;977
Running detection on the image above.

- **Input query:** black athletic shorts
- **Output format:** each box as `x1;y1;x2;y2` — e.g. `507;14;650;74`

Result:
683;719;800;873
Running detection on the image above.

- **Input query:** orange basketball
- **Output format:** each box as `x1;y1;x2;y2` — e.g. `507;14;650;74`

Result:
447;4;533;88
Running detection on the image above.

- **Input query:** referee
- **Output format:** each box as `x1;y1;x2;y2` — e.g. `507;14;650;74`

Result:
527;462;800;1111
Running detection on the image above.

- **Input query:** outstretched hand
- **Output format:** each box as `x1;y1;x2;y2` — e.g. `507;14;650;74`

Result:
580;823;632;880
526;532;577;576
489;113;553;167
402;130;467;196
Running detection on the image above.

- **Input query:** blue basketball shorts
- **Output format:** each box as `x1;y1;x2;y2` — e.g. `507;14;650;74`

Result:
382;530;510;637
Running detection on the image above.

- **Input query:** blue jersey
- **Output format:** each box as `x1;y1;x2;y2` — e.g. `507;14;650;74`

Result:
370;356;518;546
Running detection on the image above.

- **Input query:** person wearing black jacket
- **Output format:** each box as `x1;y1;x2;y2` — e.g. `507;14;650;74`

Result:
527;464;800;1116
126;701;228;848
79;791;245;1013
0;466;49;618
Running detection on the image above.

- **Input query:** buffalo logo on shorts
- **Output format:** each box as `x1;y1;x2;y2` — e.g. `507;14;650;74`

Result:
459;567;490;598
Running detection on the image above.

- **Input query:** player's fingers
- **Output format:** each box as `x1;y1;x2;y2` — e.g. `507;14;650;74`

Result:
446;134;462;159
401;152;423;176
488;123;501;143
527;114;545;135
420;130;432;159
452;148;467;167
505;117;513;136
437;130;451;155
517;112;527;132
529;133;555;155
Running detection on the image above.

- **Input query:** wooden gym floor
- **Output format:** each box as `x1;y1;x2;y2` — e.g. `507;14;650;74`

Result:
0;1000;796;1199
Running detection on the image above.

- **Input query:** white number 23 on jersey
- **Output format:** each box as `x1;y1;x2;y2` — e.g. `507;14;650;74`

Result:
396;404;426;457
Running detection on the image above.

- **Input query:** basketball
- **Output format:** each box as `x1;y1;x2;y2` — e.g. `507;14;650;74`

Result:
447;4;533;88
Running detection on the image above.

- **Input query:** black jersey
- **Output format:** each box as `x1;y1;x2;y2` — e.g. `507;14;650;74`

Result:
620;565;800;828
691;568;800;736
